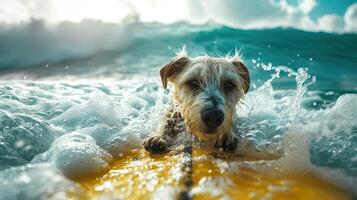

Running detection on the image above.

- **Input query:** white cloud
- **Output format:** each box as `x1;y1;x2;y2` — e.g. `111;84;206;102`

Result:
131;0;316;29
308;3;357;34
0;0;315;27
0;0;29;24
0;0;356;34
0;0;134;24
183;0;289;28
298;0;317;14
317;14;344;33
297;15;317;31
344;3;357;32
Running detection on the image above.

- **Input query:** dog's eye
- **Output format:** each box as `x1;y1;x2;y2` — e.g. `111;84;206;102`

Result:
187;79;201;89
223;81;236;91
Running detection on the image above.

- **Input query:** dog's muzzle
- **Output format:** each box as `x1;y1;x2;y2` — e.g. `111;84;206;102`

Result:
201;107;224;134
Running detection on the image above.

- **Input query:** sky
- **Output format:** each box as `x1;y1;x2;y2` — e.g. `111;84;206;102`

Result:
0;0;357;33
309;0;356;19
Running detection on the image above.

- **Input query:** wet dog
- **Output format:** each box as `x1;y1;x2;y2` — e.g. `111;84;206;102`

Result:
143;51;250;153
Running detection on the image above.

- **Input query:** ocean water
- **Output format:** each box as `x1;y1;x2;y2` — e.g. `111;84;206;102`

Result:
0;20;357;199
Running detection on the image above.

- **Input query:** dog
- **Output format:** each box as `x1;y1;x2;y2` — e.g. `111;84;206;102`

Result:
143;51;250;154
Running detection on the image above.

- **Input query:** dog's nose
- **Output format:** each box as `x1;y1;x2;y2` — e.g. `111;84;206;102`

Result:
201;108;224;132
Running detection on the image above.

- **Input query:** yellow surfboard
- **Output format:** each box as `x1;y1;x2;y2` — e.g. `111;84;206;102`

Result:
77;147;352;200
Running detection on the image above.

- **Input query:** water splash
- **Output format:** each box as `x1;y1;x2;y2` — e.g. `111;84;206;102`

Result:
0;62;356;198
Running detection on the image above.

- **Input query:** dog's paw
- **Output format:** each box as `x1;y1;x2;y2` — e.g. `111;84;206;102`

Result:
143;136;169;154
215;134;238;152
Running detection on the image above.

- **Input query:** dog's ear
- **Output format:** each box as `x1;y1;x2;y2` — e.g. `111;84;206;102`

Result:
232;61;250;94
160;56;190;89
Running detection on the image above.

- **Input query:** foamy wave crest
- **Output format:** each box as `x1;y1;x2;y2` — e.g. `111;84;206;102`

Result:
0;19;134;68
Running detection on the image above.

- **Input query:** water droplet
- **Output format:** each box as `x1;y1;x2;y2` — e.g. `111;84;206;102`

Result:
15;140;26;148
325;91;334;95
103;181;112;188
24;145;32;151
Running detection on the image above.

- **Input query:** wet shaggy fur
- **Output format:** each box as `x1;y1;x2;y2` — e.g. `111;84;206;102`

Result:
143;51;250;154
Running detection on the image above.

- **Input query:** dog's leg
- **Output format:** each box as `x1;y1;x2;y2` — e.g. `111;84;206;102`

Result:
215;132;238;151
143;108;184;153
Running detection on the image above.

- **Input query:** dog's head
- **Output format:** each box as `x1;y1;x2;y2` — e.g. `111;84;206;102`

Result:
160;54;250;141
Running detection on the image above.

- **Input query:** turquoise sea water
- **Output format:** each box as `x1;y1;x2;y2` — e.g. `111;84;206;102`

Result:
0;20;356;199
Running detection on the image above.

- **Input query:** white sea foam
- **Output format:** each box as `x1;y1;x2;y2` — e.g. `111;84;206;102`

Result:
0;163;82;200
33;132;113;179
0;65;356;199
